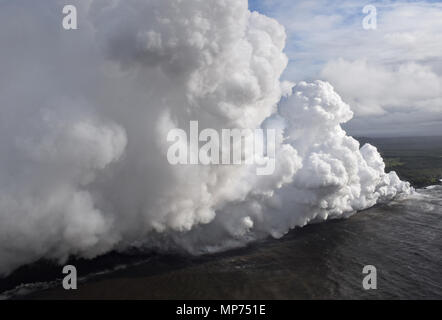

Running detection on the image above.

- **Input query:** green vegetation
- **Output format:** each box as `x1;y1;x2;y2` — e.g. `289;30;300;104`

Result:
384;158;405;168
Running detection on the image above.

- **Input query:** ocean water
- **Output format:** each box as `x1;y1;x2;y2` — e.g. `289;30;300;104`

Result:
1;186;441;299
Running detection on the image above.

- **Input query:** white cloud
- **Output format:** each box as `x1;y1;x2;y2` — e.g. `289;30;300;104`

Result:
0;0;411;275
321;59;442;116
252;0;442;136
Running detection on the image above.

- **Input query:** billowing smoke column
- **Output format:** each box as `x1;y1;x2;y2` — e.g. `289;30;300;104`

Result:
0;0;411;276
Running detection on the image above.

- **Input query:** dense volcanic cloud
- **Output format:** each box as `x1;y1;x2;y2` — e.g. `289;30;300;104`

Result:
0;0;411;275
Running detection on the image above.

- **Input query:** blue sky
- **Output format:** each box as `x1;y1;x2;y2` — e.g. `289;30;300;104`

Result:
248;0;442;136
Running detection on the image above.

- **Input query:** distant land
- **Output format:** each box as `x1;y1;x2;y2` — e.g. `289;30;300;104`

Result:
357;136;442;188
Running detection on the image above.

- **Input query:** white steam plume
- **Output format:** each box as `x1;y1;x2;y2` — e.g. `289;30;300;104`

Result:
0;0;411;276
